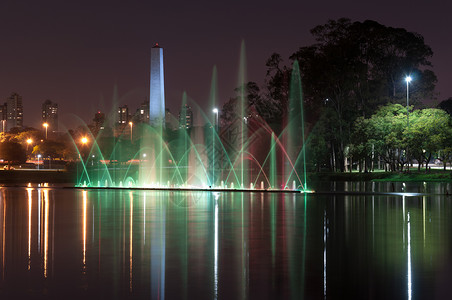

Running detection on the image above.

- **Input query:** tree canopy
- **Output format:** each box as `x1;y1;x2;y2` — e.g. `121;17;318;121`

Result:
0;140;27;168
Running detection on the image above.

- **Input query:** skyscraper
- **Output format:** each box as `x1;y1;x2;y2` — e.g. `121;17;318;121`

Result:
149;43;165;126
179;104;193;129
118;105;129;124
6;93;23;130
92;110;106;136
42;99;58;132
0;103;7;132
137;100;150;123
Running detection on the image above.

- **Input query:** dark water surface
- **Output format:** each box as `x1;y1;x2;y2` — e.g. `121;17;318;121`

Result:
0;184;451;299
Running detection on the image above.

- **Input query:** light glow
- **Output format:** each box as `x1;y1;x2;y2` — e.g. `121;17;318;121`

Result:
214;196;219;299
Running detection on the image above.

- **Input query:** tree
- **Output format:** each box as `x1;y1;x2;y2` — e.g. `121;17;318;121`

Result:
0;140;26;169
290;18;436;171
262;53;290;123
438;97;452;116
351;104;409;172
350;104;452;172
407;108;451;171
220;81;267;127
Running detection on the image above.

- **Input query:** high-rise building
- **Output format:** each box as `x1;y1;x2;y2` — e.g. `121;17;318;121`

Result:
0;103;7;132
6;93;23;130
137;101;150;123
149;43;165;126
118;105;130;125
179;104;193;129
93;111;106;134
41;99;58;132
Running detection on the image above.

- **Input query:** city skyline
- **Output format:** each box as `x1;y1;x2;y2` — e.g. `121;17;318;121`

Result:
1;0;451;130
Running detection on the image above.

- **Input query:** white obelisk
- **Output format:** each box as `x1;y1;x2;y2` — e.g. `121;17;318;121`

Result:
149;43;165;126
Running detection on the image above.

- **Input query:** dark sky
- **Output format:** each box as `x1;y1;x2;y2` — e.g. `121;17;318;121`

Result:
1;0;451;130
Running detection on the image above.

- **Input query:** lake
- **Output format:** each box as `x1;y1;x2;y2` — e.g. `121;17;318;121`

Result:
0;182;451;299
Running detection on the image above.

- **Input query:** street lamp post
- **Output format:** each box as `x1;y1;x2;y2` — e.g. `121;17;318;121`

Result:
405;76;412;171
37;154;41;170
43;123;49;139
129;122;133;142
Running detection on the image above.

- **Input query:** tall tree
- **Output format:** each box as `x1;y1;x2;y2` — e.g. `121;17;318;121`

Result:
290;18;436;171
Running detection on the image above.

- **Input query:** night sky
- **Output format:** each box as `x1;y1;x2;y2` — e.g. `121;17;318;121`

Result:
2;0;451;130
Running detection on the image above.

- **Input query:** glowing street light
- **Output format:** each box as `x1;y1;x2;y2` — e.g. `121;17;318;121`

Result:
80;137;89;162
212;108;219;130
26;138;33;151
129;121;133;142
43;123;49;139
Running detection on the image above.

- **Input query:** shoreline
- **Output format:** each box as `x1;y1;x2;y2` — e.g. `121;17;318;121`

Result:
310;170;452;182
0;169;75;184
1;169;451;185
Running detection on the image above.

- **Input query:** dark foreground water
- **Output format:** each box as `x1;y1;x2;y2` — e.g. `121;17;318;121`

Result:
0;183;451;299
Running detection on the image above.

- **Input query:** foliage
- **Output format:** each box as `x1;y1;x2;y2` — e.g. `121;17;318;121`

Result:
220;81;281;127
32;140;65;159
0;140;27;168
438;97;452;116
348;104;452;172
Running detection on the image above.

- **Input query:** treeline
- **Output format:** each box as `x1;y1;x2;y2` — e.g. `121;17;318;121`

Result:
325;103;451;172
221;18;446;172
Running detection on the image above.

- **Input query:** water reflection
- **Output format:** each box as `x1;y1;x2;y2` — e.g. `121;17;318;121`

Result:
0;186;450;299
407;211;412;300
214;192;219;300
43;188;50;278
129;191;133;292
83;190;87;274
27;187;32;270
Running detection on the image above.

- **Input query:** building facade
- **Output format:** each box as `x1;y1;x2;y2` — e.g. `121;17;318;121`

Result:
0;103;7;132
6;93;23;131
118;105;129;124
137;101;150;123
42;99;58;132
179;104;193;129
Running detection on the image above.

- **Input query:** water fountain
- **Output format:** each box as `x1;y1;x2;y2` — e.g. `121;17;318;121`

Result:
74;44;310;193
